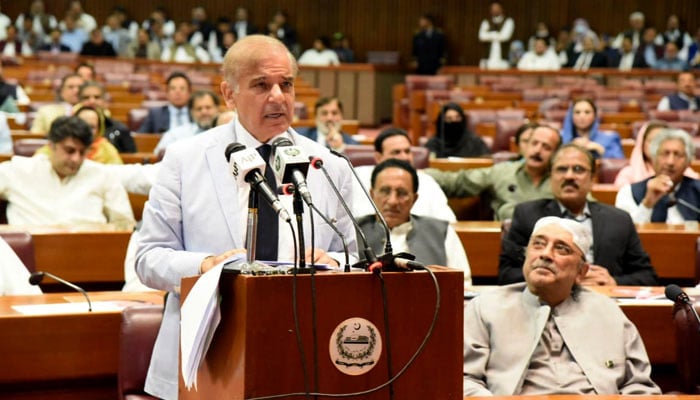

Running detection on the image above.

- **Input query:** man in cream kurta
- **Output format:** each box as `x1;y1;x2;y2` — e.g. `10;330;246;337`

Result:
463;216;660;396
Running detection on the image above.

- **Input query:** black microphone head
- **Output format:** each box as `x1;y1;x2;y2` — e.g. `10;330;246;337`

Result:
271;136;293;155
665;284;685;302
309;155;323;169
224;142;246;162
28;271;45;285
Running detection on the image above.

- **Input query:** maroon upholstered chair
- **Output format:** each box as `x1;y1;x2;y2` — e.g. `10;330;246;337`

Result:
343;145;430;169
127;108;150;132
597;158;630;184
0;231;36;273
672;299;700;394
118;305;164;400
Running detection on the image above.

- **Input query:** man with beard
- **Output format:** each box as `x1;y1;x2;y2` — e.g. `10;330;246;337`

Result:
499;144;658;286
464;216;660;396
425;102;491;158
153;90;220;156
616;128;700;223
358;159;471;283
425;124;561;220
296;97;357;152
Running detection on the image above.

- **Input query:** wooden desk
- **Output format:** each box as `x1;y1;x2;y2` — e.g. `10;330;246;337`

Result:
429;157;494;171
0;291;164;400
591;183;618;206
0;225;132;286
454;221;700;283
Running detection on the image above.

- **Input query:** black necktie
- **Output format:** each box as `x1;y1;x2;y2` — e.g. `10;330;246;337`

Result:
255;144;278;261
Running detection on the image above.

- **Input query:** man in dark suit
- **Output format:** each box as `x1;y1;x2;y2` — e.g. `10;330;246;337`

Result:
39;27;71;53
138;72;192;134
296;97;357;152
499;143;658;286
411;13;446;75
566;35;608;70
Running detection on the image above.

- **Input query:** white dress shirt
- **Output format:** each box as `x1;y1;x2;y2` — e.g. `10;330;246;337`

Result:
615;184;686;224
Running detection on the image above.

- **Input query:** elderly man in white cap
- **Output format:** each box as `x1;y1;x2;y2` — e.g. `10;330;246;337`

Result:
463;216;660;397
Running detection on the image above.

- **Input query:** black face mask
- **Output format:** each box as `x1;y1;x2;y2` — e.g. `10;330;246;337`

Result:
443;121;465;143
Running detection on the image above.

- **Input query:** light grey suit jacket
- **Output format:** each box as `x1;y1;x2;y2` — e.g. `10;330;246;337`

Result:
463;283;660;396
136;121;357;400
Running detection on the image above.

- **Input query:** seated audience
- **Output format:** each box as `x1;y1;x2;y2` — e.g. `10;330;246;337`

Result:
138;72;192;133
0;116;134;227
102;12;132;56
0;236;42;295
358;159;471;283
63;0;97;34
30;73;84;133
36;104;123;164
560;98;623;159
426;125;561;220
233;7;257;39
60;14;88;53
154;90;220;156
298;36;340;66
79;28;116;57
15;0;58;42
608;35;647;71
465;216;661;396
332;32;354;63
78;81;136;153
39;27;71;53
616;128;700;223
614;121;698;188
611;11;646;50
635;27;663;68
654;41;687;71
353;127;456;222
161;25;210;63
0;63;31;112
657;72;699;111
566;34;607;70
296;97;358;152
499;144;658;286
517;37;561;71
426;102;490;158
0;25;33;58
125;28;161;60
654;14;692;61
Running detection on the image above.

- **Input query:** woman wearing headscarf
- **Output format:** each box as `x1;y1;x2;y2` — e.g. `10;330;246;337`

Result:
560;98;624;159
426;102;490;158
35;103;123;164
614;120;698;188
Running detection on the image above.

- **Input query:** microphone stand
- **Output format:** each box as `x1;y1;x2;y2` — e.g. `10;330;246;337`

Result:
240;190;274;274
293;188;314;274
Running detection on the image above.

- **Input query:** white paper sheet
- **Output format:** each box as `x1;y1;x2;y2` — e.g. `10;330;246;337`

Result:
11;301;125;315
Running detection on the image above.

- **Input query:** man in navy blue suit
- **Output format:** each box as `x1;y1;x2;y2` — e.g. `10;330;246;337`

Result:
138;71;192;133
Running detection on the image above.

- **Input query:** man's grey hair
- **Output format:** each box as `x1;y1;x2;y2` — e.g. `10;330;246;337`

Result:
650;128;695;162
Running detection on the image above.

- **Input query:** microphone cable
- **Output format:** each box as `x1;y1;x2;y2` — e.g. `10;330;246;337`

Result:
287;219;311;399
246;266;442;400
309;203;350;271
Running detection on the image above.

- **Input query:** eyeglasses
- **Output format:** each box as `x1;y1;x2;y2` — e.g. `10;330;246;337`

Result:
375;187;412;201
553;165;590;175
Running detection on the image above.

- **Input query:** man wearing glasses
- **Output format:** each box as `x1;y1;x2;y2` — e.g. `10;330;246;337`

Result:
498;144;658;286
357;158;471;284
464;216;660;396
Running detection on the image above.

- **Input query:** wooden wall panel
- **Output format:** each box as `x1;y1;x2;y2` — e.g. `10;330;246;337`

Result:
4;1;700;67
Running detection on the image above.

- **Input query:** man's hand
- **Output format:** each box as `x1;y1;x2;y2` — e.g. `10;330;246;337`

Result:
642;174;673;208
200;248;246;274
305;248;339;267
580;264;617;286
326;125;344;151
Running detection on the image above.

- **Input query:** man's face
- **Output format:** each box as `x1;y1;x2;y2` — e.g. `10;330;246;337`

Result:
60;76;84;105
534;39;547;55
523;224;588;298
550;147;593;207
667;15;679;31
166;77;191;108
376;135;412;164
370;167;418;229
524;127;558;172
630;17;644;31
191;95;219;130
490;3;503;17
678;73;695;97
315;100;343;135
50;137;87;178
79;86;106;108
654;138;689;186
220;49;295;143
665;43;679;59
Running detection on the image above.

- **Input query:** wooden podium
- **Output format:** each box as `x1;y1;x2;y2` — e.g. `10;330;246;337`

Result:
179;268;463;399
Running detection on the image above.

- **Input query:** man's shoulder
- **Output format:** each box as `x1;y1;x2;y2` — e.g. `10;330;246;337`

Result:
515;198;554;213
589;201;631;220
471;283;526;306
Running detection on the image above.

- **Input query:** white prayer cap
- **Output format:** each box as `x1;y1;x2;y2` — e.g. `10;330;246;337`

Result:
532;216;592;256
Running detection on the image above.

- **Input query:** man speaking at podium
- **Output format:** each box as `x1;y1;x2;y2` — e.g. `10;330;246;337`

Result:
136;35;357;400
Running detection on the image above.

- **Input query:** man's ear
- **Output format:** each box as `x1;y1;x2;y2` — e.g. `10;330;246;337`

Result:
411;191;419;207
575;261;590;283
373;152;382;164
220;81;236;110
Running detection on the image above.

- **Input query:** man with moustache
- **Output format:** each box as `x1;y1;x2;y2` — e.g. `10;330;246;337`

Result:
616;128;700;223
153;90;221;156
296;97;358;152
657;72;700;111
464;216;660;396
425;124;561;220
499;144;658;286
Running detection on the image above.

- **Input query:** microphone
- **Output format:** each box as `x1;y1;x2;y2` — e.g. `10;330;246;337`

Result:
29;271;92;312
309;155;380;271
225;142;291;223
665;284;700;330
271;137;313;205
328;149;393;256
